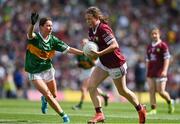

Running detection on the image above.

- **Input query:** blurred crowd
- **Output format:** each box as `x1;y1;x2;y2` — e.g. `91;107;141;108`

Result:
0;0;179;100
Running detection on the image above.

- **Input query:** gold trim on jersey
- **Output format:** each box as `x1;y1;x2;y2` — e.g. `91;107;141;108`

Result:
27;44;55;60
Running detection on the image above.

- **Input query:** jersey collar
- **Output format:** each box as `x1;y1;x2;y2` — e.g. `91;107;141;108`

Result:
38;32;50;43
92;21;100;35
151;40;161;47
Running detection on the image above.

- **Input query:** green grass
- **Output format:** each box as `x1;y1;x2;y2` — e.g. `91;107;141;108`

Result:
0;99;179;124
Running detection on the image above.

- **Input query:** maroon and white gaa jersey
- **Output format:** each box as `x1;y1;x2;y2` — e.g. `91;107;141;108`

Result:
88;22;126;68
146;41;170;77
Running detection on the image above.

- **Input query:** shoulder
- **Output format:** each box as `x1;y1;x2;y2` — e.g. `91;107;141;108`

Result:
50;35;63;43
161;41;168;46
160;41;169;49
51;35;58;40
99;23;112;32
27;32;37;40
98;23;114;37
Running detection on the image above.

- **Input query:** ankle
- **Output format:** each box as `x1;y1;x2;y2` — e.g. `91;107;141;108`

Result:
135;104;142;111
59;112;65;117
95;107;103;113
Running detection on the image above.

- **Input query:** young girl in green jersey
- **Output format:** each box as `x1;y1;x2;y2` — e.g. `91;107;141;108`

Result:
25;12;83;123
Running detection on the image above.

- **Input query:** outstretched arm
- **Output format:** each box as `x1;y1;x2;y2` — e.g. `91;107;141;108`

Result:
68;47;84;55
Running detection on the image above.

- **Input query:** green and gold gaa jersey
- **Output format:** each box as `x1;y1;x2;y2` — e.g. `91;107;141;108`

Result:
76;55;95;69
25;32;69;73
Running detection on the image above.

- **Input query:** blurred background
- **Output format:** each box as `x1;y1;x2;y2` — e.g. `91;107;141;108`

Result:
0;0;179;102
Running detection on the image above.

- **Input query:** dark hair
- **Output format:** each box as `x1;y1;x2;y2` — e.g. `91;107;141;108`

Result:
39;17;52;27
85;6;108;24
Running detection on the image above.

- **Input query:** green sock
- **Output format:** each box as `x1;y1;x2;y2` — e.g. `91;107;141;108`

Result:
78;101;83;107
59;112;65;117
167;100;171;104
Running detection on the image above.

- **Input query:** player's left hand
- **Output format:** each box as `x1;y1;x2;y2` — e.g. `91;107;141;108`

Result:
160;70;167;77
81;38;89;47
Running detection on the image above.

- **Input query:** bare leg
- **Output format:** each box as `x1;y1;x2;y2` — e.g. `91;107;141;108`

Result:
47;80;57;98
113;75;139;106
147;78;156;109
80;78;89;104
32;80;63;114
87;67;108;123
156;81;171;102
113;75;146;123
88;66;108;108
97;88;109;106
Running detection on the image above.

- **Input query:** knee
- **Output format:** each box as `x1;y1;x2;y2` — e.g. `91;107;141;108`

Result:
88;84;96;93
52;92;57;98
118;88;128;97
43;90;53;100
158;90;164;96
81;87;86;92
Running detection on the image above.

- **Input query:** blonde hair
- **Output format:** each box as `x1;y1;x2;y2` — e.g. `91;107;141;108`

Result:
151;27;161;34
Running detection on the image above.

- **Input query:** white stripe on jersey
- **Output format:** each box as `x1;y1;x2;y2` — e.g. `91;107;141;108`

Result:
62;46;70;54
164;51;170;59
104;35;113;42
107;38;115;45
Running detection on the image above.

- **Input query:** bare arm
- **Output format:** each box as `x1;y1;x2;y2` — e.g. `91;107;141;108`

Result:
68;47;84;55
161;58;170;77
92;39;119;57
27;24;36;39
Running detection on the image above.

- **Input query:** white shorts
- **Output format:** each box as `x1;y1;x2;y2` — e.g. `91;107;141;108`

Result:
28;68;55;82
79;68;94;81
155;77;168;83
96;60;127;79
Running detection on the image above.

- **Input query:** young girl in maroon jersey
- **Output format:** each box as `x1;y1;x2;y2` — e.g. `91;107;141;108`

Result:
84;6;146;124
146;28;175;115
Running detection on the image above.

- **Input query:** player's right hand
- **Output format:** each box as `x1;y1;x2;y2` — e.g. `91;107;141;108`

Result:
31;12;39;25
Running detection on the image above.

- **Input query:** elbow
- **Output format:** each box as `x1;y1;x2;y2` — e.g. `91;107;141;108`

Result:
114;45;119;49
112;43;119;50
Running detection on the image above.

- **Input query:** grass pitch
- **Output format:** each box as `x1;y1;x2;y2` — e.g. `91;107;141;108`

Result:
0;99;179;124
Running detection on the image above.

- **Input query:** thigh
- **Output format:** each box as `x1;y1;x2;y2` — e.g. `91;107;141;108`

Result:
147;78;156;90
156;81;167;92
47;79;57;96
113;75;127;91
82;78;89;89
109;63;127;79
31;80;49;95
89;66;108;88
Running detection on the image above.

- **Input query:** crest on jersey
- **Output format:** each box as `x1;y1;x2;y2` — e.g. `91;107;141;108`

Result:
95;37;98;42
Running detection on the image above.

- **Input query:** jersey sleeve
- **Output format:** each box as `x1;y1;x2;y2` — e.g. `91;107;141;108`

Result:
162;42;171;59
101;25;116;45
52;36;70;53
